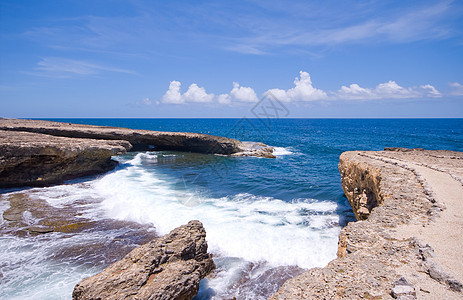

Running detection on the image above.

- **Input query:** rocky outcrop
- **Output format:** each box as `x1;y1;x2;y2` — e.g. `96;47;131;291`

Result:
73;220;215;300
0;118;275;187
0;118;271;156
0;130;130;188
272;148;463;299
339;154;382;220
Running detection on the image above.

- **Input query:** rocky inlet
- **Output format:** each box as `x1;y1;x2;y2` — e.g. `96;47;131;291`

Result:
0;118;275;188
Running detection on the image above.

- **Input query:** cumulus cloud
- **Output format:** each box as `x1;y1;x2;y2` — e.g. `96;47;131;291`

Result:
230;82;259;102
266;71;328;102
183;83;214;103
160;71;446;105
449;82;463;96
161;80;258;104
336;80;441;100
217;94;232;104
161;81;214;104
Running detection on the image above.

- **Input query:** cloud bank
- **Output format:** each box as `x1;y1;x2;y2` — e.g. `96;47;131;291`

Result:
159;71;444;105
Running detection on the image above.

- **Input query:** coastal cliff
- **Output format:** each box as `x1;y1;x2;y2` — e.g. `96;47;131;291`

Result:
73;220;215;300
0;118;275;187
272;148;463;299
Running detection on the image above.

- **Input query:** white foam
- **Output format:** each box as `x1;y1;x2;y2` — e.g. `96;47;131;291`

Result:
0;233;107;300
91;157;342;268
272;147;294;156
0;151;347;299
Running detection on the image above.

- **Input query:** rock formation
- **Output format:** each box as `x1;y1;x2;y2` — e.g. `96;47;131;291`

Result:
0;118;272;156
72;220;215;300
0;118;275;187
272;148;463;299
0;130;130;187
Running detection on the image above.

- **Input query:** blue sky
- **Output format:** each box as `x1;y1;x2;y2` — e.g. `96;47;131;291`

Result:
0;0;462;118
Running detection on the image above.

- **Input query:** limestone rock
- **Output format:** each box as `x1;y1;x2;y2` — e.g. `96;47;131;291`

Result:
0;118;243;155
272;149;463;299
72;220;215;300
0;130;130;187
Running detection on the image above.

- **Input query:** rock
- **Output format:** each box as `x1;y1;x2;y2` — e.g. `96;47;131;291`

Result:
72;220;215;300
0;118;244;155
391;277;416;299
231;141;276;158
0;119;275;187
0;130;130;187
272;149;463;299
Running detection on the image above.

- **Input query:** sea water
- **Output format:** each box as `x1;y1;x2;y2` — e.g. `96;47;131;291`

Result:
1;119;462;299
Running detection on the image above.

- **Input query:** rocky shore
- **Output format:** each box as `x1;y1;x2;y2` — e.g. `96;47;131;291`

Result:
0;118;275;187
272;148;463;299
73;220;215;300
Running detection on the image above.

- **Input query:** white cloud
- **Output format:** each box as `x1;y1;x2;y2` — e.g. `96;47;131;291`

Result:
160;71;446;105
161;81;214;104
183;83;214;103
230;82;259;102
336;80;441;100
266;71;328;102
162;80;184;104
217;94;231;104
449;82;463;96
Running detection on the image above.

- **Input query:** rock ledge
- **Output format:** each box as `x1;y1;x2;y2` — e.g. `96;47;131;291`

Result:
272;148;463;299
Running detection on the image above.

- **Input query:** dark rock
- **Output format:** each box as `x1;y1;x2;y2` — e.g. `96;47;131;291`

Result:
72;220;215;300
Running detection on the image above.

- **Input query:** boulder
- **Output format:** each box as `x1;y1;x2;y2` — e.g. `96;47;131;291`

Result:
73;220;215;300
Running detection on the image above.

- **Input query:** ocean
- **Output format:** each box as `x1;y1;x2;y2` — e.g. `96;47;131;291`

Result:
1;118;462;299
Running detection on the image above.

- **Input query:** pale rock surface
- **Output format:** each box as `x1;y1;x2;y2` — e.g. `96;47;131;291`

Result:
272;148;463;299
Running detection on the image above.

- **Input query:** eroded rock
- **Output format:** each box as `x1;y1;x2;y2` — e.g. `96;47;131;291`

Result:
0;130;130;187
72;220;215;300
272;149;463;299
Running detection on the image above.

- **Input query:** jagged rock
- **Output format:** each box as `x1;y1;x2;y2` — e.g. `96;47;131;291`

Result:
0;130;130;187
73;220;215;300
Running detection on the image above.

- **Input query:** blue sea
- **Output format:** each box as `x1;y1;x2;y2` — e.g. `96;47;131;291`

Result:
1;118;462;299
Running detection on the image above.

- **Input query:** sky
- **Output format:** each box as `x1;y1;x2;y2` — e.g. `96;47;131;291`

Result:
0;0;462;118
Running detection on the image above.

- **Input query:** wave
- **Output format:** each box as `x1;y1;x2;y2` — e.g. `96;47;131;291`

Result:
272;147;295;156
92;153;342;268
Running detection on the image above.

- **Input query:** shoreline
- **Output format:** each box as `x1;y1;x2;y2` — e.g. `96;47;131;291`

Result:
0;118;275;188
272;148;463;299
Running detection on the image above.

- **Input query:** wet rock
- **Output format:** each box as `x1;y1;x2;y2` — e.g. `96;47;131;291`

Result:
73;220;215;300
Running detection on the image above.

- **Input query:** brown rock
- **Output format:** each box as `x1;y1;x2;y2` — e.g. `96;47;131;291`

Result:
0;130;130;187
272;149;463;299
72;220;215;300
0;118;243;155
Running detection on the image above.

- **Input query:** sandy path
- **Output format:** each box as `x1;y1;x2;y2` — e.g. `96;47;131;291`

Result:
389;158;463;284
